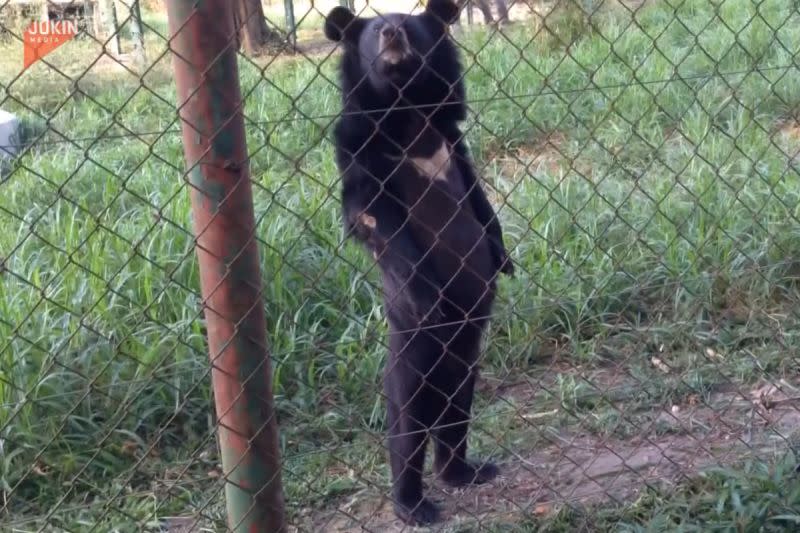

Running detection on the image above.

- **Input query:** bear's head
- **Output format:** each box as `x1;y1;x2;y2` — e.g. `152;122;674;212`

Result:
324;0;460;94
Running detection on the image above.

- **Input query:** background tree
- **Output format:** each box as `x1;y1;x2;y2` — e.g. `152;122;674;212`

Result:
233;0;284;56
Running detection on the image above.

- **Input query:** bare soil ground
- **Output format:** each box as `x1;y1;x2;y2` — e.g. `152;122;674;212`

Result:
306;373;800;532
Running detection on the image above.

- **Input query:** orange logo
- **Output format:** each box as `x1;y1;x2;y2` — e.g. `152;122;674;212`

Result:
23;20;78;70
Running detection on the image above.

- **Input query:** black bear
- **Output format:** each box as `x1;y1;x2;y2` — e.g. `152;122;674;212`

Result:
324;0;514;525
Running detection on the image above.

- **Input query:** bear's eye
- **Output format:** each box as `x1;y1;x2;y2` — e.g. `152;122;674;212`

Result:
373;23;382;34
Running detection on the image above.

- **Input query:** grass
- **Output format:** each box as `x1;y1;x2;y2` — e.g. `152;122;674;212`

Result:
2;0;800;530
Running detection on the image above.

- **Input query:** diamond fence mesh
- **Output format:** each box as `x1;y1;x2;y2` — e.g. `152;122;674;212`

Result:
3;0;800;531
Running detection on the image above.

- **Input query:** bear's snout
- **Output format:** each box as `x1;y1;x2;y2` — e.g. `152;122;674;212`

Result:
381;25;405;41
378;24;410;65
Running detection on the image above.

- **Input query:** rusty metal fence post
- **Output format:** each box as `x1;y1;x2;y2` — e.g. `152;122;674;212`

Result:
165;0;286;531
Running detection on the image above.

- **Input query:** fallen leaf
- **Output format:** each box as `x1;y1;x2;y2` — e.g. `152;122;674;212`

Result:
651;356;670;373
121;441;139;457
32;462;50;476
534;503;552;516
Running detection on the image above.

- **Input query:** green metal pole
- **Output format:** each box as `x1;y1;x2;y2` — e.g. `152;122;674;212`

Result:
165;0;287;531
108;0;121;55
99;0;121;55
284;0;296;48
99;0;121;56
83;0;95;36
129;0;146;70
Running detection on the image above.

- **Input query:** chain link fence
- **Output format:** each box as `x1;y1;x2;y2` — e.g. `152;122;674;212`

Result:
3;0;800;530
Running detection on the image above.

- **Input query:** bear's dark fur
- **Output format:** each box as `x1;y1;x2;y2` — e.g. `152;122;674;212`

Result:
324;0;514;525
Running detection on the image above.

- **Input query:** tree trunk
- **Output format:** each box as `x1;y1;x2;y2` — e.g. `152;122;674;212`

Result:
232;0;283;56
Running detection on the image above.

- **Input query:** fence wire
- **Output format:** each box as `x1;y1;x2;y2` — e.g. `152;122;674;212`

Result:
3;0;800;531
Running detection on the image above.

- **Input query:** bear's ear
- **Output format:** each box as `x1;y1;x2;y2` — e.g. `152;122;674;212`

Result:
324;7;365;43
425;0;460;25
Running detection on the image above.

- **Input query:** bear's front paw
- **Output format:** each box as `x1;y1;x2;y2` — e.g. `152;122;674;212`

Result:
393;496;441;526
351;212;377;242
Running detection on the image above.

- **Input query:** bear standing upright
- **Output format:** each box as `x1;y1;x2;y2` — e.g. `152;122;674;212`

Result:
324;0;514;525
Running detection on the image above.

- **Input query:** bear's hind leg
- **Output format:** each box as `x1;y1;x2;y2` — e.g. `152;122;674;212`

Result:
432;326;499;487
385;331;442;525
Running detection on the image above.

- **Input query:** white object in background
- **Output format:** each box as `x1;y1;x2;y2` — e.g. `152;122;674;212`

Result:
0;109;21;160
